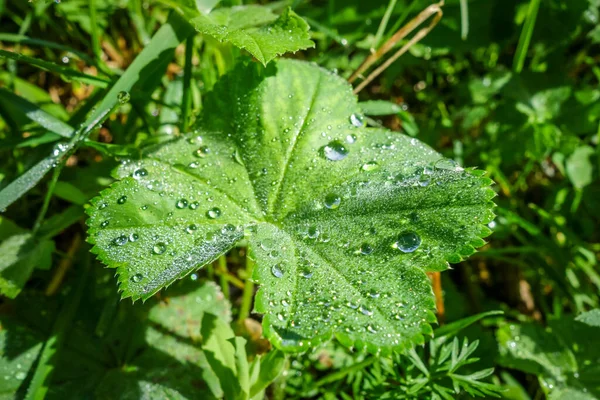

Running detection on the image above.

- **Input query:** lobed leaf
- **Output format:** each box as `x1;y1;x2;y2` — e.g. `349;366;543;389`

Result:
87;59;495;353
192;6;314;65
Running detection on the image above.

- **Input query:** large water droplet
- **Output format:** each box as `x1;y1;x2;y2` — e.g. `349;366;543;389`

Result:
131;273;143;283
206;207;221;219
194;146;210;158
321;140;349;161
113;235;128;246
117;91;130;104
271;263;284;278
176;199;188;209
133;168;148;178
324;193;341;209
359;243;373;255
100;220;110;228
349;113;364;127
117;195;127;205
394;231;421;253
153;242;167;255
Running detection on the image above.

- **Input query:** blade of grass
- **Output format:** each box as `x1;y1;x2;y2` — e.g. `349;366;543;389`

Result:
0;12;194;213
181;35;195;132
0;88;74;138
513;0;541;73
24;247;90;400
374;0;398;48
459;0;468;40
0;49;111;87
0;34;98;68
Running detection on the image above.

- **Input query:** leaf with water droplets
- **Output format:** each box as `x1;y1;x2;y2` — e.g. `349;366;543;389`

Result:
87;59;495;354
191;6;314;66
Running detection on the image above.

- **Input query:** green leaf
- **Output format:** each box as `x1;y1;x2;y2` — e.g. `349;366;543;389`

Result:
566;145;595;190
192;6;314;65
497;311;600;399
249;350;285;398
87;59;495;353
0;217;55;298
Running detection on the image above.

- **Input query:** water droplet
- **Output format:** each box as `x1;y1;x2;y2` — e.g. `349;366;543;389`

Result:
232;149;244;165
349;113;364;127
360;305;373;316
189;201;199;210
193;146;210;158
186;224;197;234
206;207;221;219
133;168;148;178
300;267;313;279
153;242;167;255
307;226;319;239
346;134;357;144
418;174;431;187
321;140;349;161
131;273;143;283
393;231;421;253
117;91;130;104
61;56;69;63
434;158;463;171
359;243;373;255
100;220;110;228
221;224;236;235
176;199;188;209
129;233;139;242
361;161;379;171
117;196;127;205
99;202;108;210
271;263;284;278
113;235;128;246
324;193;341;209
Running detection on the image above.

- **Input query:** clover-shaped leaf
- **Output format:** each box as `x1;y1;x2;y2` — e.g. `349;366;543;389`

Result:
87;59;495;353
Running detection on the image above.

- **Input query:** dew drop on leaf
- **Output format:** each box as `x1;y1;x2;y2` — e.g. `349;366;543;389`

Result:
113;235;128;246
206;207;221;219
349;113;364;127
129;233;139;242
271;263;284;278
176;199;188;209
189;201;199;210
394;231;422;253
321;140;349;161
361;161;379;172
117;91;130;104
131;273;143;283
359;243;373;255
117;195;127;205
186;224;197;234
194;146;210;158
100;220;109;229
324;193;341;209
346;134;357;144
153;242;167;255
307;226;320;239
133;168;148;178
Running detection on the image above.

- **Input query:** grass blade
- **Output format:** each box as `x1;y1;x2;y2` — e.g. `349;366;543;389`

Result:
0;12;194;214
0;88;74;138
459;0;469;40
513;0;541;73
0;49;111;87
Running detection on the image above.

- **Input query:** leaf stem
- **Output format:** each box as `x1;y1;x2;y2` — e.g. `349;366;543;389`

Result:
218;255;230;299
238;255;255;323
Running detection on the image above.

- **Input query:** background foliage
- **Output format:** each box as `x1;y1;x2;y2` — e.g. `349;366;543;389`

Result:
0;0;599;399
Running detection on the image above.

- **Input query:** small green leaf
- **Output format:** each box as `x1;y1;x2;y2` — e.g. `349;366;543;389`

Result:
249;350;285;398
87;59;495;353
566;145;595;189
0;217;55;298
192;6;314;65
